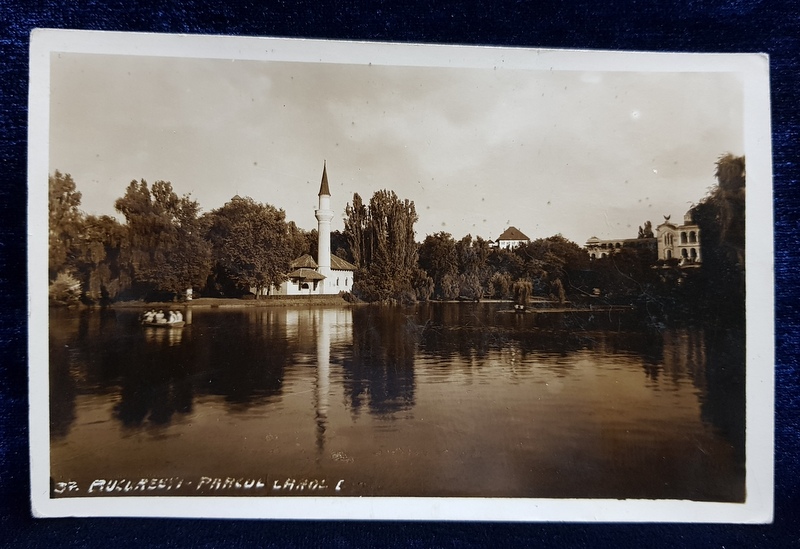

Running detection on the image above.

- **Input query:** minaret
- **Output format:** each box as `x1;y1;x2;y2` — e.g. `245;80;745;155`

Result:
315;161;333;293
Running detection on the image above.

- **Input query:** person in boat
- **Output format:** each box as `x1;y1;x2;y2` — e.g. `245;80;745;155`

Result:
142;309;155;323
175;310;183;323
155;310;166;324
168;310;176;323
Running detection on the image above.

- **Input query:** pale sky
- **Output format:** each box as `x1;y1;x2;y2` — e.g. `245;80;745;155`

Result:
49;52;744;245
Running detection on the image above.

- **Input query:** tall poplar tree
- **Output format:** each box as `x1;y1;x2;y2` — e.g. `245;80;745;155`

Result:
344;190;419;302
48;171;83;279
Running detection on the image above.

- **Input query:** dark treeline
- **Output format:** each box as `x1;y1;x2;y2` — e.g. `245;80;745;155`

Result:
48;175;318;304
48;154;745;319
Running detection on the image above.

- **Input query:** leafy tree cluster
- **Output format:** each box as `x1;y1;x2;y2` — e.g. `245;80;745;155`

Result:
344;190;420;303
418;233;497;301
48;174;312;304
49;153;744;311
416;231;592;303
205;196;292;298
114;179;212;298
684;153;746;314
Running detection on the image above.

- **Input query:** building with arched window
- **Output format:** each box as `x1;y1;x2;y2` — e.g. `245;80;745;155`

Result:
584;236;657;259
656;211;701;266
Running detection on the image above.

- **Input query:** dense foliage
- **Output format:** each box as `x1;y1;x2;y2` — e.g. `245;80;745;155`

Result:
48;154;744;313
47;176;306;303
115;180;213;298
48;171;83;280
206;196;292;298
684;154;746;316
344;190;420;303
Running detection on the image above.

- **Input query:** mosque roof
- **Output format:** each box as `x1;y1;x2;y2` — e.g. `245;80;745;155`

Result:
330;255;357;271
290;254;318;269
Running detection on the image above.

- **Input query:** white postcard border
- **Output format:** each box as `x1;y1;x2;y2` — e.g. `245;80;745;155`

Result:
28;29;774;522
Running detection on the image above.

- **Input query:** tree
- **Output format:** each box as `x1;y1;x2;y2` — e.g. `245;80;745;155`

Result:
344;192;369;269
440;273;461;300
488;272;513;299
412;268;434;301
689;154;746;308
488;246;524;277
455;235;489;300
49;272;82;307
712;153;746;256
49;171;83;279
207;196;292;298
330;230;353;264
345;190;419;303
515;235;589;298
286;222;315;260
418;232;458;299
115;179;212;297
512;279;532;307
73;214;128;302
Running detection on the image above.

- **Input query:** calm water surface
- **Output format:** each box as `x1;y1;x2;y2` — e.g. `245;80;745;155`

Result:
49;303;745;500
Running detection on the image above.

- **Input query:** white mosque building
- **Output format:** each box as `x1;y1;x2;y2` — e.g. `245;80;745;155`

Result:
271;163;357;296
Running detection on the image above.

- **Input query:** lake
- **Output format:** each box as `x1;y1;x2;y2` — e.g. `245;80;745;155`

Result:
48;302;745;501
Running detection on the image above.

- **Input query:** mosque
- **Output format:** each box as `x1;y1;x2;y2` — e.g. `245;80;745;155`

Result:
271;163;357;296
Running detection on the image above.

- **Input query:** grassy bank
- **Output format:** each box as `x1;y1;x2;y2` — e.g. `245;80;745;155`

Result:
111;295;350;309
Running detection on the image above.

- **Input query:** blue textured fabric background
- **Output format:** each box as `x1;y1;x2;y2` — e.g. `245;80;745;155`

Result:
1;1;797;546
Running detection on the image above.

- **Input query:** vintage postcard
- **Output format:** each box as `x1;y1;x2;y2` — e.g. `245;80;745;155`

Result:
29;29;774;521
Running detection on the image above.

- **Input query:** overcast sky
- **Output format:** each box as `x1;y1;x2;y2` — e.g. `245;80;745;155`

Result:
49;52;744;245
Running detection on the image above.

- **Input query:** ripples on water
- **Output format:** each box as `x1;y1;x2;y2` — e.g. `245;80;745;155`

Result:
48;303;744;501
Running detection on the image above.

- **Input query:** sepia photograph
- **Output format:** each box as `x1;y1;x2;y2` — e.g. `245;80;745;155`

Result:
28;30;773;521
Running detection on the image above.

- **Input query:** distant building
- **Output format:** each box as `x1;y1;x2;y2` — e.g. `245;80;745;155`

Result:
584;236;657;259
655;211;701;266
493;226;530;249
270;163;357;296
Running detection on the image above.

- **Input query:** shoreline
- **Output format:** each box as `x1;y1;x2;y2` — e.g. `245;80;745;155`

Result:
110;296;352;309
105;296;633;313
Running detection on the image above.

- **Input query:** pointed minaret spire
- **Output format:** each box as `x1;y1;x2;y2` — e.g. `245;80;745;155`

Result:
318;160;331;196
315;162;334;291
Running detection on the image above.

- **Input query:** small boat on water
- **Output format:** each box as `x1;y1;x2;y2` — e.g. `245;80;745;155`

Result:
142;320;185;328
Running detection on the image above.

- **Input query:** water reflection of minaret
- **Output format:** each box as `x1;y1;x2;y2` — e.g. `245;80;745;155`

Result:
314;309;331;457
313;308;353;457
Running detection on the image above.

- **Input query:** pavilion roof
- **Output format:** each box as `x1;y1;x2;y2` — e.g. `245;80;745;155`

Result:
497;226;530;242
287;268;326;281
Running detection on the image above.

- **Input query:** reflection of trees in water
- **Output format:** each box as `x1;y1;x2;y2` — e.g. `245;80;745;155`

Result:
342;307;417;417
633;321;744;464
195;310;289;409
49;309;124;438
700;324;746;464
50;309;297;433
113;324;196;428
113;310;291;426
415;303;652;368
49;338;77;439
660;328;707;387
